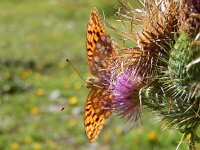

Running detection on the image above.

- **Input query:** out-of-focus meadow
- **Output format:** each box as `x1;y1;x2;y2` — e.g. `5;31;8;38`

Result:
0;0;188;150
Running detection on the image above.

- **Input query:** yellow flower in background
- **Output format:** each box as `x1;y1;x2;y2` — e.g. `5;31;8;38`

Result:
42;75;50;82
47;141;58;149
3;72;10;80
20;69;32;79
29;96;36;103
31;107;40;115
32;143;41;150
73;82;82;90
53;31;64;38
63;79;69;88
35;88;45;96
24;136;32;144
68;118;77;127
114;127;122;136
186;133;191;140
103;132;111;142
35;73;49;81
30;48;37;52
27;34;37;42
58;61;66;68
147;131;158;142
68;96;78;105
11;142;19;150
35;64;43;71
34;73;43;80
70;73;78;80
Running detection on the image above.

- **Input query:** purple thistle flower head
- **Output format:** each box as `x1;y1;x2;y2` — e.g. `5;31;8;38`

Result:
112;67;142;123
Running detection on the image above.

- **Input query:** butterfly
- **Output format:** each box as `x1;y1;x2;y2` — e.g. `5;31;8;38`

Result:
84;8;115;143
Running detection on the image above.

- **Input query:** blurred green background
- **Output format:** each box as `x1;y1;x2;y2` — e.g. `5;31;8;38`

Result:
0;0;188;150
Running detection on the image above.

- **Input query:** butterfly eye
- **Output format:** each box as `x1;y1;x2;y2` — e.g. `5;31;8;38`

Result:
88;78;93;82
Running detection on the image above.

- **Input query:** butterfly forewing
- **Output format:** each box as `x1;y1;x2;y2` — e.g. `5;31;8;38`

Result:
84;8;115;143
86;8;114;75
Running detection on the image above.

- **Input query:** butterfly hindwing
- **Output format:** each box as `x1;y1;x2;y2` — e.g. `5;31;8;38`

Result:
84;89;104;143
84;89;112;143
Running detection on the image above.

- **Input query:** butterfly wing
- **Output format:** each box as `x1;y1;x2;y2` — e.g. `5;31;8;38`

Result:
84;8;115;143
86;8;115;75
84;89;112;143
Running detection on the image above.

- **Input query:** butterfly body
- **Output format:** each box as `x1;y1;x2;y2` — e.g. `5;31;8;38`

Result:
85;76;101;89
84;8;115;143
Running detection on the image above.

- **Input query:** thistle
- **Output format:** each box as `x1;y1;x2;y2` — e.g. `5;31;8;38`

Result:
112;67;142;123
111;0;200;149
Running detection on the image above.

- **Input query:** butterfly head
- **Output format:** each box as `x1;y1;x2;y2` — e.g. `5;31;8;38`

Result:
85;76;101;89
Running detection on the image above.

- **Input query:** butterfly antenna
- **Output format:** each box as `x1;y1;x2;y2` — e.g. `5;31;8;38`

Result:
66;59;85;81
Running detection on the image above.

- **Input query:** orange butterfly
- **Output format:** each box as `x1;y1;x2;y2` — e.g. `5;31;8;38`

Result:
84;8;115;143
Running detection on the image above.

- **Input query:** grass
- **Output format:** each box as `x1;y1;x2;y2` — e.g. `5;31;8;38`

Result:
0;0;189;150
